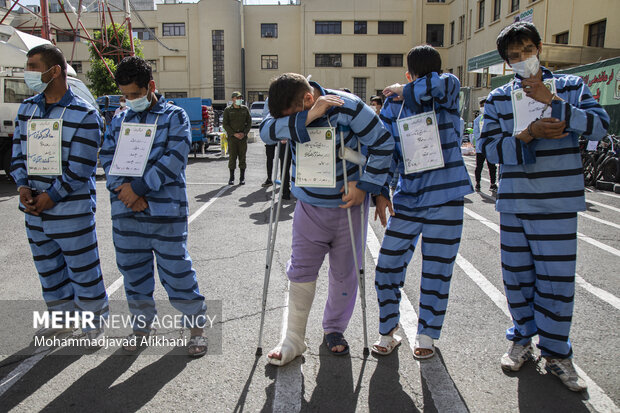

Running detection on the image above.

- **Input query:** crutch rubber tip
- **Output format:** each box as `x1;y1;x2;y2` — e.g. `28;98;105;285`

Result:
363;347;370;357
256;347;263;356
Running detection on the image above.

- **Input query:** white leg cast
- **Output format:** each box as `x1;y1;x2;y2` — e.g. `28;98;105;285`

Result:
268;280;317;366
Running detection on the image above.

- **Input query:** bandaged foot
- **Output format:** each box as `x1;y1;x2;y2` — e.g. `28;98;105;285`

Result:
268;280;316;366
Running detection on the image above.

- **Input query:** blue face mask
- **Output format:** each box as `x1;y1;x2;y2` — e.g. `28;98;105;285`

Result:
24;66;55;94
127;88;152;112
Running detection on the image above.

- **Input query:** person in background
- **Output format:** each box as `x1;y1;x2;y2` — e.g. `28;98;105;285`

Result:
114;96;128;117
262;98;293;200
223;91;252;185
369;95;382;116
472;99;497;192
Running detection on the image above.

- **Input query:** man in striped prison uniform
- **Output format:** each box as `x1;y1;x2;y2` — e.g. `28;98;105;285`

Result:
99;57;207;357
373;45;473;359
11;45;108;339
480;22;609;391
259;73;394;366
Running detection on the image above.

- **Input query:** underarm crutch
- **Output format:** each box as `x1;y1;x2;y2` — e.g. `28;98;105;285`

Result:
257;140;290;356
340;132;370;356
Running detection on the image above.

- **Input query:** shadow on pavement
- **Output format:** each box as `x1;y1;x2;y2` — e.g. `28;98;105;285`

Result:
194;185;237;204
248;198;295;226
40;347;194;412
368;350;419;412
233;355;261;413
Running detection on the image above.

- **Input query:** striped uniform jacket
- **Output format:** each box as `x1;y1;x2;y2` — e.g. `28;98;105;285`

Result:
11;87;102;217
480;67;610;213
259;82;394;208
99;96;192;219
380;72;473;210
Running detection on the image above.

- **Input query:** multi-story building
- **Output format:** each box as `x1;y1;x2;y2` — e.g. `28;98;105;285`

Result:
4;0;620;115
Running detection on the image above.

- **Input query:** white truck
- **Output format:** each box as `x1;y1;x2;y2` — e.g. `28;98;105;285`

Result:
0;25;98;179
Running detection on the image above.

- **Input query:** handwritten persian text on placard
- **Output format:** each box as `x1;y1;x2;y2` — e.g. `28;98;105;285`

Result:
295;127;336;188
27;119;63;176
109;122;157;177
396;111;445;174
512;80;556;134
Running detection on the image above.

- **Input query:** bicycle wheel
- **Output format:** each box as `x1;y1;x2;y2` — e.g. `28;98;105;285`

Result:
601;156;618;182
582;153;596;186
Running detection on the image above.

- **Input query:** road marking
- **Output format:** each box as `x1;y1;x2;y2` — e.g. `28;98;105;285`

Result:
455;255;510;317
0;184;232;398
578;212;620;230
587;200;620;214
186;182;232;186
366;223;469;413
272;282;303;413
591;190;620;200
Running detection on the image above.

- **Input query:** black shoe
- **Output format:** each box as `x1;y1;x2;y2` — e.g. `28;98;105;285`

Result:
228;179;234;185
490;183;498;191
239;179;245;185
475;183;481;191
228;170;235;185
262;179;273;187
239;169;245;185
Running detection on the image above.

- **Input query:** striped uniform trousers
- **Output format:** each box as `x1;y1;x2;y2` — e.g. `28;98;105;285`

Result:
112;216;206;332
500;212;578;359
375;199;464;337
25;214;108;327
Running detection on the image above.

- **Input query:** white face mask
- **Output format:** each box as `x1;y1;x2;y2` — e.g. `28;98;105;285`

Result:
24;66;55;94
127;88;152;112
511;55;540;78
235;99;243;106
119;101;126;108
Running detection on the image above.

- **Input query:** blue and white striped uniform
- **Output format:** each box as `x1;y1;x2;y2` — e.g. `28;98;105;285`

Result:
259;82;394;206
375;72;473;337
473;114;483;153
11;88;108;326
99;95;206;332
480;67;609;358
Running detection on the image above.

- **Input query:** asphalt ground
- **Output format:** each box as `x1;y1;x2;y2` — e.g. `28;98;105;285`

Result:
0;136;618;412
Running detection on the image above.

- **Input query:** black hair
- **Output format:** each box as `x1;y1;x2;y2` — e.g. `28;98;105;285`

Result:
27;44;67;77
115;56;153;89
268;73;311;118
479;99;485;107
406;45;441;78
370;95;382;106
496;22;542;62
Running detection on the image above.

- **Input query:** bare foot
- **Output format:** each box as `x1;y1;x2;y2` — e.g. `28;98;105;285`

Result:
414;348;433;357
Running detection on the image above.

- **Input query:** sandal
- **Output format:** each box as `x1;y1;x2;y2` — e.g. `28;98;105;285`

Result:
372;334;402;355
414;334;435;359
324;332;349;356
188;335;208;357
123;330;153;353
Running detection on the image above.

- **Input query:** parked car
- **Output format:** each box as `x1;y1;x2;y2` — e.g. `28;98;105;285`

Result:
250;101;266;128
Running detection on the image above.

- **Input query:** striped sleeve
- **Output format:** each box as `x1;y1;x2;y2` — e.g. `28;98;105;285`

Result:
550;76;609;141
259;111;311;144
130;108;191;196
479;92;537;166
10;113;28;187
403;72;461;112
99;115;127;192
378;103;399;199
46;110;102;203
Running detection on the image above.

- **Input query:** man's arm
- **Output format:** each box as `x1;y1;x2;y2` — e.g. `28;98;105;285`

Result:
99;115;128;192
243;107;252;136
10;114;28;188
222;107;233;137
403;72;461;112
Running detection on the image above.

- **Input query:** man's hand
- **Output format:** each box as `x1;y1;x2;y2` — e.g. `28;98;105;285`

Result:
521;77;553;104
114;183;140;208
234;132;245;139
306;95;344;125
131;196;149;212
374;195;395;227
530;118;568;140
19;187;37;213
31;192;55;215
382;83;404;100
339;181;366;209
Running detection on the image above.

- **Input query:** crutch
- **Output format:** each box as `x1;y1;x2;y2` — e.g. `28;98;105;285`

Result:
340;131;370;356
256;140;290;356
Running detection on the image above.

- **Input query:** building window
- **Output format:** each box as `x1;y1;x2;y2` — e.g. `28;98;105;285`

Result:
315;54;342;67
166;92;188;99
56;29;76;42
261;23;278;38
555;31;569;45
493;0;501;21
162;23;185;37
378;21;404;34
450;21;455;45
148;60;158;72
448;68;453;73
354;54;367;67
353;78;366;103
475;73;483;88
457;65;463;82
426;24;444;47
315;21;341;34
261;55;278;69
248;91;268;104
427;0;446;2
71;62;82;73
511;0;519;13
459;15;465;41
588;20;606;48
133;28;155;41
354;21;367;34
377;54;403;67
212;30;225;101
478;1;485;29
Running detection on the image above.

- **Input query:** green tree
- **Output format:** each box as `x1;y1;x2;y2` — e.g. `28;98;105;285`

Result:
86;23;144;97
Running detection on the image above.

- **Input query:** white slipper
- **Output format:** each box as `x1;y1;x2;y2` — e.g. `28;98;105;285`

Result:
414;334;435;359
371;334;402;355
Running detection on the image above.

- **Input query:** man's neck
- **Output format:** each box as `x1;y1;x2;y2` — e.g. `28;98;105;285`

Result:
311;87;321;101
44;81;68;104
148;92;157;110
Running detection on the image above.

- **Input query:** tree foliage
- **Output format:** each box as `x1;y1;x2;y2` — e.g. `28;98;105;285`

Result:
86;23;144;97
